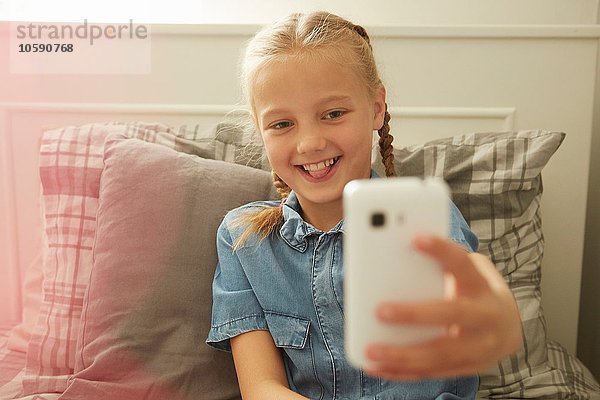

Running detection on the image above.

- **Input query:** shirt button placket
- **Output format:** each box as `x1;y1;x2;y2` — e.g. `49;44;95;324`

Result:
312;233;360;399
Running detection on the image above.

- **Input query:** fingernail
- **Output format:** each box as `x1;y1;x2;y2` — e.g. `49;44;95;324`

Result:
414;235;433;247
367;346;385;360
379;305;396;321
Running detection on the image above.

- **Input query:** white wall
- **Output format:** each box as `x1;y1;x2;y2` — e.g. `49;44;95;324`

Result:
201;0;600;25
1;0;598;24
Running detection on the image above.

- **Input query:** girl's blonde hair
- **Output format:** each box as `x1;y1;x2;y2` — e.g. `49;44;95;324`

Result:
233;11;396;249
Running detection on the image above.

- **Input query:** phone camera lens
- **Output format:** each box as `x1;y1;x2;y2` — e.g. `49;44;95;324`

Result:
371;212;385;227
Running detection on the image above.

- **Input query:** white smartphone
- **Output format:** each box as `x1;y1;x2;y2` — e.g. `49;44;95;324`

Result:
343;177;450;370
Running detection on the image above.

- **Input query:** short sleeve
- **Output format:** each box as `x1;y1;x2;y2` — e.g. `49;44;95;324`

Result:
206;218;268;352
448;201;479;253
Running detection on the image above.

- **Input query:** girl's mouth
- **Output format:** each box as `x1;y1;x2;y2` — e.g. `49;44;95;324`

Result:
297;156;341;181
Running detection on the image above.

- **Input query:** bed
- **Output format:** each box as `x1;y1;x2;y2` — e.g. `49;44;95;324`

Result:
0;21;599;399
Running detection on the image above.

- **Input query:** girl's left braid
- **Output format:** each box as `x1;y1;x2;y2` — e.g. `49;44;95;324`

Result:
378;103;396;177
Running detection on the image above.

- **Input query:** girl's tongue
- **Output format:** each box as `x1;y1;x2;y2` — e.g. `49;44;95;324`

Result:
307;165;332;179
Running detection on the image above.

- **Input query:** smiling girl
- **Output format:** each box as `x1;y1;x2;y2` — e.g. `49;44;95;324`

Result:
206;11;522;399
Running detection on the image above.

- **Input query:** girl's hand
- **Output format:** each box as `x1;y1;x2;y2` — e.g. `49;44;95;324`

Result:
364;234;523;381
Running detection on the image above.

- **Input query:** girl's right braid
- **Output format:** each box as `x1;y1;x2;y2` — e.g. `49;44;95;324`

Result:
272;171;291;199
378;103;397;177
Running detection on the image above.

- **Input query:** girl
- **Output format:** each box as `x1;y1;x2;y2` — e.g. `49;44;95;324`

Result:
206;11;522;399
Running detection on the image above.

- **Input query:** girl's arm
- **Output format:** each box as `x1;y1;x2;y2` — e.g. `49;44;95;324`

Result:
231;330;309;399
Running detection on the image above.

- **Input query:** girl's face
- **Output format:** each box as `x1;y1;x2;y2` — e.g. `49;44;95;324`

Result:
252;56;386;211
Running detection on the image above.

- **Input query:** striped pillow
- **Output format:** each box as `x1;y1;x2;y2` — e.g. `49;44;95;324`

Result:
25;123;124;394
373;130;598;398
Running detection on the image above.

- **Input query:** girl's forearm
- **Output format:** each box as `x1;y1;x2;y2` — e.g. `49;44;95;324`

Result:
245;380;309;399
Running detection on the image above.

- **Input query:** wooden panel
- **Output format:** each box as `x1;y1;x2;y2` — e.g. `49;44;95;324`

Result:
389;107;515;145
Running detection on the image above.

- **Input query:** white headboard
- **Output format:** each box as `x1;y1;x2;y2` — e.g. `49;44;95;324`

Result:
1;23;599;355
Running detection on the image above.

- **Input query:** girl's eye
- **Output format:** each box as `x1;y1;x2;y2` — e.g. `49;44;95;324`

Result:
324;110;345;120
270;121;293;130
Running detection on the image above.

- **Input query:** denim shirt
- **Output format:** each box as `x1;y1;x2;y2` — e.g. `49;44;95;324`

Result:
207;176;480;400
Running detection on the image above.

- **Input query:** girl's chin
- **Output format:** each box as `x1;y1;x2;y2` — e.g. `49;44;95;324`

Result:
292;189;343;207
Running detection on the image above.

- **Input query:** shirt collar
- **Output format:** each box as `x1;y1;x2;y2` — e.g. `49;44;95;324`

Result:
279;191;315;252
278;169;380;252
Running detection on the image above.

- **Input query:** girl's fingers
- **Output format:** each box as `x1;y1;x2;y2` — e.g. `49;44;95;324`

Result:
412;234;490;296
366;332;501;378
365;363;481;381
376;298;496;329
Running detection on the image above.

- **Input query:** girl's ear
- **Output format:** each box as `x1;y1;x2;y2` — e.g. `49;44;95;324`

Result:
373;84;387;130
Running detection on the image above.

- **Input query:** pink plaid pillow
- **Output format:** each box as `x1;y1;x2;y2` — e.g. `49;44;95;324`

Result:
23;123;132;394
23;121;226;395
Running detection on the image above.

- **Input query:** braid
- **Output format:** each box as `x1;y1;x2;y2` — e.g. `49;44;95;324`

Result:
231;171;291;250
349;23;394;177
272;171;291;199
378;103;396;177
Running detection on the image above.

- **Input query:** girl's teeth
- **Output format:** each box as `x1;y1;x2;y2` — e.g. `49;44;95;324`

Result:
304;157;336;172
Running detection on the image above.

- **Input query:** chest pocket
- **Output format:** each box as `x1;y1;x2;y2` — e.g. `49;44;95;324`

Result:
264;311;310;348
264;312;324;399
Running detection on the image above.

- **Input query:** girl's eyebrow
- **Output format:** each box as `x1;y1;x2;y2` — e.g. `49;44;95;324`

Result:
260;107;290;123
260;95;353;122
317;94;353;105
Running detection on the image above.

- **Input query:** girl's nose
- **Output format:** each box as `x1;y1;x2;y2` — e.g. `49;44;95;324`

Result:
296;126;327;154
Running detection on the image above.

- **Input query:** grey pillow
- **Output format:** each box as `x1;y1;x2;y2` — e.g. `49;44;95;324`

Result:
62;134;277;400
